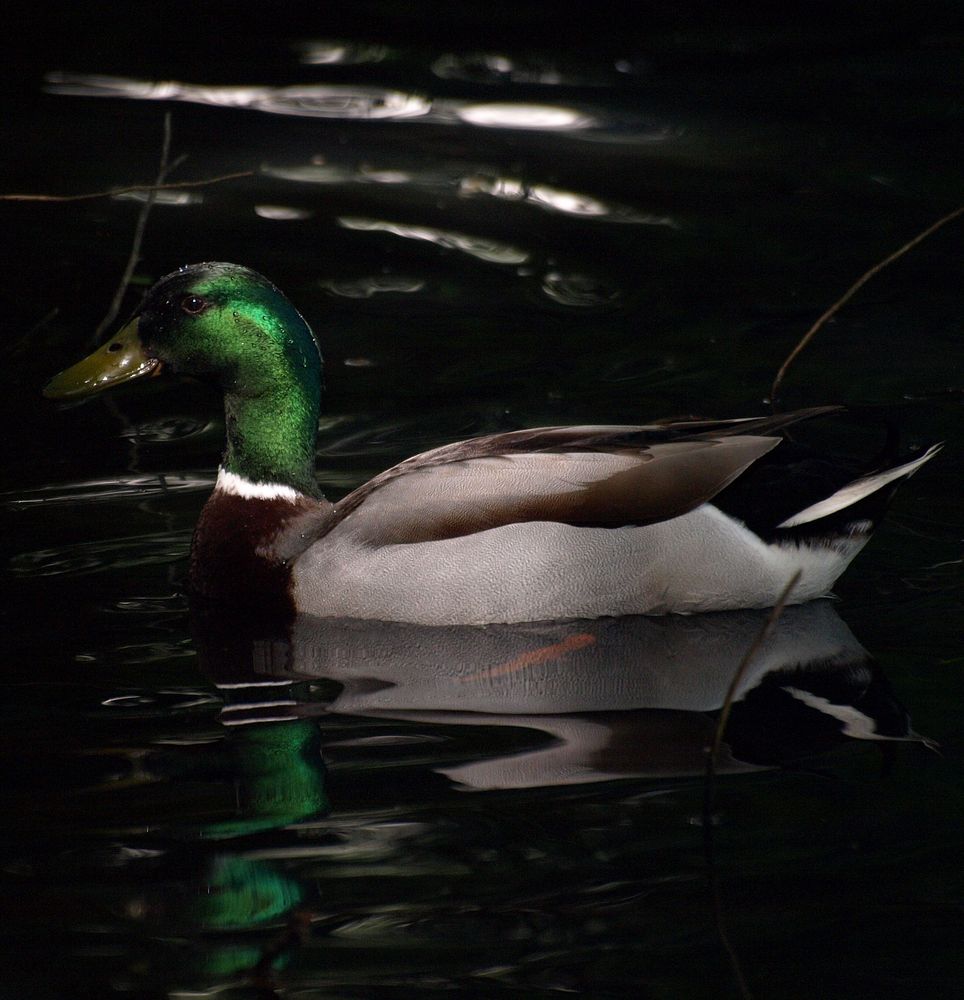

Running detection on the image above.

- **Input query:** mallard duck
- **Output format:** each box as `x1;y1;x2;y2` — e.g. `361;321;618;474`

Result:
44;262;939;625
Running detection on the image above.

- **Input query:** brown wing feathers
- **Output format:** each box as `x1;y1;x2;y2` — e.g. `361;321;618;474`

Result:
327;432;781;546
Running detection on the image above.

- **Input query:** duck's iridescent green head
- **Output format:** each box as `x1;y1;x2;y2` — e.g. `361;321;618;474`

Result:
44;262;322;400
46;263;324;493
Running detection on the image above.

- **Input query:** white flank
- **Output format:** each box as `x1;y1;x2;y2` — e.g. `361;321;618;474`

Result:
292;503;867;624
215;467;302;502
777;444;942;529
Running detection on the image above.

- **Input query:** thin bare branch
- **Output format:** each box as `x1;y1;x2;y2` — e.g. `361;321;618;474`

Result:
0;170;253;203
90;112;175;346
706;570;802;783
701;570;802;1000
770;205;964;410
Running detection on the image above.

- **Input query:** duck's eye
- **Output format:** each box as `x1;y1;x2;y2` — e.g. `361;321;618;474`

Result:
180;294;209;316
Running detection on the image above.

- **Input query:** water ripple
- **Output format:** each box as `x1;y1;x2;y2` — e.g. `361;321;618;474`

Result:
319;275;426;299
265;158;674;226
337;217;529;264
46;74;432;120
4;473;214;509
112;190;202;206
432;51;643;87
45;73;663;138
119;417;213;442
455;102;594;130
254;204;314;221
297;40;392;66
98;687;217;713
9;530;191;577
541;271;621;307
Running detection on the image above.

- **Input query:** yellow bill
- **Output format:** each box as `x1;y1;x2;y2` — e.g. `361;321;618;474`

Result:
43;319;162;400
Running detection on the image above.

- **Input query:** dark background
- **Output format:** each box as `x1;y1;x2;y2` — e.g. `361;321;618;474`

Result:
1;3;962;997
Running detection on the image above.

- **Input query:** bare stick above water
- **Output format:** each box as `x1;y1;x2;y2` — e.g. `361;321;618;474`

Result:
0;170;253;202
90;113;176;347
770;205;964;410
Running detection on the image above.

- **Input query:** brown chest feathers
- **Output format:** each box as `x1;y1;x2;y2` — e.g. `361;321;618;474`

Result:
188;490;324;622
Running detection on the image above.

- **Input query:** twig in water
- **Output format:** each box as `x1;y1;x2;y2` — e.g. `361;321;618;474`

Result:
701;569;802;1000
706;570;802;787
770;205;964;410
0;170;253;203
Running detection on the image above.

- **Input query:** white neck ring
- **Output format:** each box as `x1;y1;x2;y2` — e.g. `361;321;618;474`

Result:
215;467;303;502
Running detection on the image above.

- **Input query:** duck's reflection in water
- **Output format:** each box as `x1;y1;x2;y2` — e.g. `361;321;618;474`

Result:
196;600;926;795
64;602;929;996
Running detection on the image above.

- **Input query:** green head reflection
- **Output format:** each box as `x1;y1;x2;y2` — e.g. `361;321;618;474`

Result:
203;718;329;840
195;854;305;931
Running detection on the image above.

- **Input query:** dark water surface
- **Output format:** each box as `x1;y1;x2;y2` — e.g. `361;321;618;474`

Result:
2;5;962;998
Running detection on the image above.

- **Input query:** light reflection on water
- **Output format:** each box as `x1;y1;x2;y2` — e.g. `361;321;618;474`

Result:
45;74;435;121
455;101;595;130
337;216;531;264
431;50;646;86
253;203;314;221
461;175;677;225
264;158;675;225
297;40;393;66
261;160;454;188
112;190;202;206
44;72;677;140
541;271;621;307
319;275;426;299
3;472;214;508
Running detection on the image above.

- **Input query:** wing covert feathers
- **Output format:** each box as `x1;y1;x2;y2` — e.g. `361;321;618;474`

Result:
331;434;780;545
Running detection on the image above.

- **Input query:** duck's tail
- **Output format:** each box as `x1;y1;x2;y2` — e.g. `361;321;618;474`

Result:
776;444;942;530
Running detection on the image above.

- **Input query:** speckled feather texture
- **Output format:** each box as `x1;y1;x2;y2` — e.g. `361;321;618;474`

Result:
292;503;869;624
286;429;880;624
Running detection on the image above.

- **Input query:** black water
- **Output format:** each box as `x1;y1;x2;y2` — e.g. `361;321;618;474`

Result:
2;6;962;998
